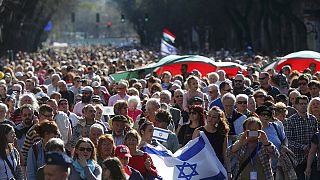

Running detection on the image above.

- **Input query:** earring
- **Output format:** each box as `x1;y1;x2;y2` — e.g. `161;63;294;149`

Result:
214;123;218;128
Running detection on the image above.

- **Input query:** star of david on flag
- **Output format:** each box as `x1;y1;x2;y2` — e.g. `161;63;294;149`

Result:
144;131;227;180
161;39;177;56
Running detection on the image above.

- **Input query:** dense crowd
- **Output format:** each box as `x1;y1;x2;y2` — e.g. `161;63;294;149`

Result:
0;46;320;180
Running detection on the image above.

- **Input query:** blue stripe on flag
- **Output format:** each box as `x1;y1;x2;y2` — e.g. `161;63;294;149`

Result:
200;171;226;180
154;127;171;133
177;136;205;161
144;146;172;157
153;136;168;141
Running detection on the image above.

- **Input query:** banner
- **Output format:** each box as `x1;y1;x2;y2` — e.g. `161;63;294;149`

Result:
144;131;227;180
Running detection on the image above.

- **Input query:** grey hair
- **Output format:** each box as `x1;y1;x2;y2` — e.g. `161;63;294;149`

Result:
146;98;161;110
90;123;104;132
221;93;236;103
0;103;8;112
207;72;219;80
208;84;220;94
128;95;141;106
174;89;184;96
160;90;172;101
236;94;249;101
19;93;39;110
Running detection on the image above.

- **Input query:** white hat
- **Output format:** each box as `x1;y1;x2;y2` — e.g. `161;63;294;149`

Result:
81;86;93;93
91;81;101;88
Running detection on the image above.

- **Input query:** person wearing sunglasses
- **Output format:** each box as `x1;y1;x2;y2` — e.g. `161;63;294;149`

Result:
259;72;281;100
70;138;102;180
256;105;286;174
235;94;254;117
177;105;205;147
297;74;311;99
233;74;254;97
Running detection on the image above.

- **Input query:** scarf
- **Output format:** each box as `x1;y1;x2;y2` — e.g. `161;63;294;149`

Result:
72;159;95;179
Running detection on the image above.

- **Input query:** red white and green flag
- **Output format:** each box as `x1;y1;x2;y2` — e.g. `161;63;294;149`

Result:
163;29;176;43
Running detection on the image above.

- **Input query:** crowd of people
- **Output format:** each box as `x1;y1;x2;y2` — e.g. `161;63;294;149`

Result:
0;46;320;180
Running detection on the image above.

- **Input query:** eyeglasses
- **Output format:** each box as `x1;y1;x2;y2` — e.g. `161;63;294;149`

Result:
175;95;183;98
255;95;265;98
237;101;247;104
189;111;197;115
78;147;92;152
87;110;96;113
260;112;271;117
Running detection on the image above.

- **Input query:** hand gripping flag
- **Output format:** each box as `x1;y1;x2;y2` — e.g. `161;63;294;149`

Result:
144;131;227;180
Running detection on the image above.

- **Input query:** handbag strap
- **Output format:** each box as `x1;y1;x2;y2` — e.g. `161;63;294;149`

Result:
234;144;259;180
271;123;284;143
4;153;17;179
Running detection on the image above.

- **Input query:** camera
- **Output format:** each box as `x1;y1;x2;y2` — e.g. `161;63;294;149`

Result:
248;131;259;137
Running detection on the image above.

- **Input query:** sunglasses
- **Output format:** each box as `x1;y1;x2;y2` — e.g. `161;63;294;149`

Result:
79;147;92;152
189;111;197;115
260;112;271;117
237;101;247;104
255;95;266;98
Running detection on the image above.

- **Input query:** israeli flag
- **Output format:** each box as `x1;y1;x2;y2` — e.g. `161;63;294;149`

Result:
153;127;170;142
161;39;177;56
144;131;227;180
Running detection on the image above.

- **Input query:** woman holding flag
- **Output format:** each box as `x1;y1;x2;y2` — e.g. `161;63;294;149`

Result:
125;129;158;179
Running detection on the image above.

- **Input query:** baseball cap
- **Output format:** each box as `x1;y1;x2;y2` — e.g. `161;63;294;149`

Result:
188;96;203;105
81;86;93;93
115;145;132;158
45;152;72;168
91;95;101;102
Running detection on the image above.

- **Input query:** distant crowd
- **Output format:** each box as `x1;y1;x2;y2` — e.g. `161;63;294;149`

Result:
0;46;319;180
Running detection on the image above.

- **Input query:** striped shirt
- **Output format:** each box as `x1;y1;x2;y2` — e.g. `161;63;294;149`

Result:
21;125;40;166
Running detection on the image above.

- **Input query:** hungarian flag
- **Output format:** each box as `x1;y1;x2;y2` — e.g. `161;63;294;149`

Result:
163;29;176;43
161;29;177;56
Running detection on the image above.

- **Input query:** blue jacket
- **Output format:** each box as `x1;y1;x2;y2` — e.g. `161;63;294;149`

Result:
26;141;45;180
